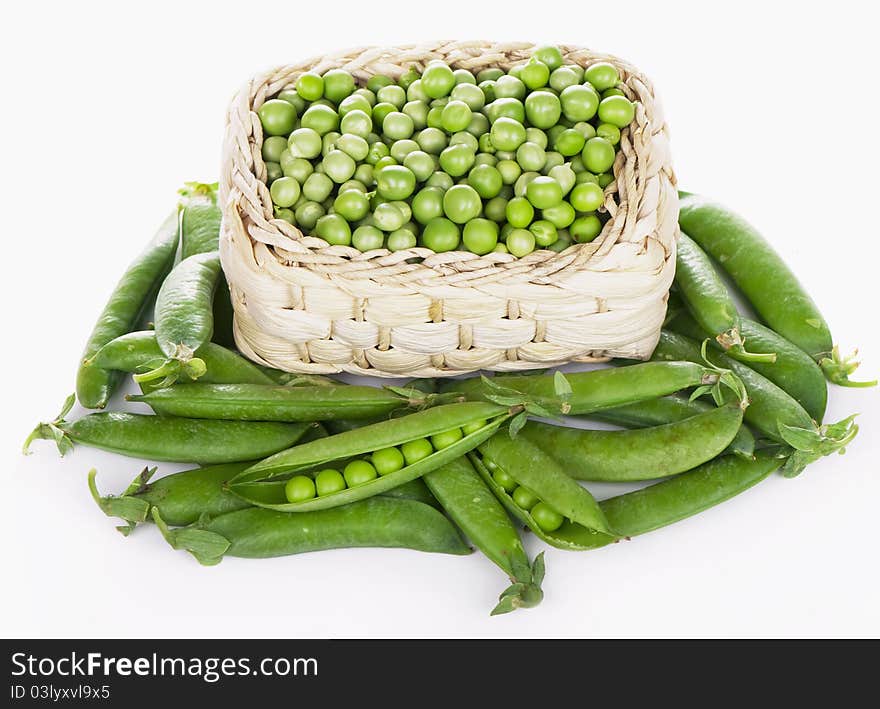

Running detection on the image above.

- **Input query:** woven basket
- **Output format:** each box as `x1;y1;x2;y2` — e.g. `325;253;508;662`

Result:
219;40;677;378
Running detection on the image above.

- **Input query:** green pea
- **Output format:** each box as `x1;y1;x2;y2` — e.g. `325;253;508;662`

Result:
507;228;536;257
506;196;534;228
493;75;525;100
468;164;503;198
367;75;394;93
554;128;586;157
541;201;576;228
377;84;406;109
516;142;546;172
373;202;407;232
410;187;444;225
477;67;504;82
277;89;306;114
416;126;448;155
323;69;355;104
258;99;297;136
453;68;476;85
473;152;497;167
343;459;378;487
366;141;390;165
582;137;616;174
314;468;347;496
450;131;479;152
265;162;283;184
478;79;496;103
575;170;599;185
461;419;488;436
560;85;599;122
322;150;356;183
262;136;288;164
321;131;342;157
431;427;464;450
295;201;325;230
339;94;372;117
399;150;433;182
520;58;550;89
372;447;405;476
353;88;377;107
315;214;351;246
426;106;444;129
596;123;621;145
597;172;615;188
301;104;339;135
269;176;301;208
570;181;604;212
406;80;430;104
439;144;475;177
570;214;603;243
398;67;420;90
598;95;635;128
512;485;540;511
524;91;561;129
490;117;526;152
547;230;572;252
339;109;373;139
287;128;321;159
467;112;491;138
525;176;563;209
531;502;564;532
491;467;517;492
496;159;521;185
401;438;434;465
354;164;374;186
284;475;317;503
334;190;370;222
486;97;525;124
442;184;482;224
573;122;597;140
374;156;398;172
450;83;485;111
462;218;499;255
533;45;564;71
403;100;429;129
484;196;508;222
421;217;460;252
530;220;558;247
383;112;415;140
548;164;576;195
387;139;417;163
421;62;456;98
339;180;367;194
441;100;473;132
351;225;385;252
335;134;369;161
375;165;416;200
371;102;397;131
584;62;620;92
282;155;313;183
493;243;509;254
387;229;418;252
549;66;579;92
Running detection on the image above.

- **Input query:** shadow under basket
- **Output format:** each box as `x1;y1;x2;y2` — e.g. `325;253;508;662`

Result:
219;40;678;378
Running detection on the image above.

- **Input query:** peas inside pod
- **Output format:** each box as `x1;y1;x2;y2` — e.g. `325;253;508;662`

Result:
258;48;635;256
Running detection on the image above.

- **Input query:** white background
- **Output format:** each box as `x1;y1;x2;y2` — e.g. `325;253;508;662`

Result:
2;0;878;638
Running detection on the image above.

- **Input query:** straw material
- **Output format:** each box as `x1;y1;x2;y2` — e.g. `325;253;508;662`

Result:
219;40;677;377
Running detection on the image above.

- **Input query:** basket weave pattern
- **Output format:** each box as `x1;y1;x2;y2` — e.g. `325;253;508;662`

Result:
219;40;677;377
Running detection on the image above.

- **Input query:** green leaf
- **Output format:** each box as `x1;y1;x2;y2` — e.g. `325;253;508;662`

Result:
508;411;528;438
532;551;546;587
553;371;572;398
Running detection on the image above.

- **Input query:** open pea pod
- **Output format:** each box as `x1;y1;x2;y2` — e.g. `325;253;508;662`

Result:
229;401;511;512
471;434;617;550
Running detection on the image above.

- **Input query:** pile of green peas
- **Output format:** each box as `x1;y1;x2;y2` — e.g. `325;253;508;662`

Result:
283;420;484;503
483;457;564;532
258;45;635;257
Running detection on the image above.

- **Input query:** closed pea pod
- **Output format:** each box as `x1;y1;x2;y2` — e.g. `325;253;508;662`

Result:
230;402;512;511
668;309;828;422
75;209;179;409
472;434;616;550
675;232;775;364
423;457;544;615
652;331;858;476
152;497;470;566
522;402;746;482
23;394;315;463
678;193;875;387
586;395;756;459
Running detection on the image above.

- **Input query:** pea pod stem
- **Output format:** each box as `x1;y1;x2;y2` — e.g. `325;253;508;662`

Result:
818;346;877;388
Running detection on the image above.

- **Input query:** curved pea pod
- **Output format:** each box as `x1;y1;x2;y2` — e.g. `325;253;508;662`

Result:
600;452;784;538
586;395;756;459
134;252;222;385
88;331;277;386
230;402;511;511
446;361;724;415
23;394;316;464
76;210;180;409
675;232;775;364
126;383;432;422
668;310;828;422
473;435;617;550
523;402;746;482
152;498;471;566
424;458;544;615
653;331;859;477
179;182;221;259
678;193;875;387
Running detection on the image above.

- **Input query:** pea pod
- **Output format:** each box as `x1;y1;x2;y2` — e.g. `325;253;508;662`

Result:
675;232;775;364
600;452;783;538
127;382;441;422
23;394;315;463
423;458;544;615
179;183;221;259
231;401;511;511
473;434;617;550
678;193;875;387
88;331;276;385
75;210;179;409
447;361;724;415
668;309;828;421
152;498;471;566
134;252;222;385
585;395;756;459
652;330;858;476
523;402;745;482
